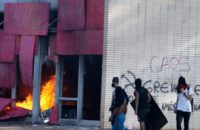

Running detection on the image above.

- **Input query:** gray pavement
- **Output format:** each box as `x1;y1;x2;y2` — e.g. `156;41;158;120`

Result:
0;124;178;130
0;120;110;130
0;125;110;130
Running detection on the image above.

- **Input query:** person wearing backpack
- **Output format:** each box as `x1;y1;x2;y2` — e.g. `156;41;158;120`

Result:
109;77;129;130
134;78;151;130
175;76;194;130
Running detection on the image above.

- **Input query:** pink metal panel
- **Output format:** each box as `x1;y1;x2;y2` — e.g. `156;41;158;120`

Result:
85;0;104;29
75;30;103;55
56;31;75;55
16;36;38;55
4;3;50;35
19;36;36;88
57;0;85;30
0;98;13;112
56;30;103;55
4;3;19;35
0;63;16;88
49;104;58;124
0;107;29;120
0;31;15;62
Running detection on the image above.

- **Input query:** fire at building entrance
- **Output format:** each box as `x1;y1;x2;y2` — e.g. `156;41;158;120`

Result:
16;63;56;112
0;0;104;126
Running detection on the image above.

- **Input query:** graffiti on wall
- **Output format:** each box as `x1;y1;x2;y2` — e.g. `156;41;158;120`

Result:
120;55;200;112
121;71;200;96
161;102;200;112
121;71;200;112
150;56;190;73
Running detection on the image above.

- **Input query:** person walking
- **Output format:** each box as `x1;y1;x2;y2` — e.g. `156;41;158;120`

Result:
134;78;151;130
109;77;129;130
175;76;194;130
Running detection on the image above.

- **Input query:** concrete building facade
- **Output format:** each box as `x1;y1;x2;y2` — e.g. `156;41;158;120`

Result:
101;0;200;129
0;0;200;129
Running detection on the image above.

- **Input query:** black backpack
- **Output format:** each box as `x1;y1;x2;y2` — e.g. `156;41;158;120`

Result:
115;86;129;108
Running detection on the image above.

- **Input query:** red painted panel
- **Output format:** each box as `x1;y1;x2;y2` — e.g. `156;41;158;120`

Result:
0;98;13;112
4;3;19;35
0;32;15;62
56;31;75;55
0;107;29;120
19;36;36;88
0;63;16;88
57;0;85;30
49;104;58;124
86;0;104;29
75;30;103;55
4;3;50;35
16;36;38;55
56;30;103;55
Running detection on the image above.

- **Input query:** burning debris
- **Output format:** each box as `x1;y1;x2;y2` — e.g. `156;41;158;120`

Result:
0;75;56;122
16;75;56;112
0;97;30;120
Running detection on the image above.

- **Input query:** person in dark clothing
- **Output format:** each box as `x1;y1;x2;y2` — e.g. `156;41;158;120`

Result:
175;76;193;130
109;77;119;125
134;78;151;130
109;77;129;130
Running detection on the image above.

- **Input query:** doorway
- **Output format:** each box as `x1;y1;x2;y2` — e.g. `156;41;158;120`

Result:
82;56;102;120
57;55;102;124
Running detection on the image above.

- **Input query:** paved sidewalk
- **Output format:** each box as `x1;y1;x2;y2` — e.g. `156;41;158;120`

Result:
0;124;179;130
0;120;176;130
0;125;110;130
0;120;111;130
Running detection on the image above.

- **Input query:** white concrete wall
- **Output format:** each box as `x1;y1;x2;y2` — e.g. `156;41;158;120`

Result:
101;0;200;129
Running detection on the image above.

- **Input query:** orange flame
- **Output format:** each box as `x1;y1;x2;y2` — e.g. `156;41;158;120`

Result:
3;106;11;111
16;75;56;112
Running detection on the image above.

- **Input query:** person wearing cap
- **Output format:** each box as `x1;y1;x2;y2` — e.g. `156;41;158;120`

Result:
109;77;128;130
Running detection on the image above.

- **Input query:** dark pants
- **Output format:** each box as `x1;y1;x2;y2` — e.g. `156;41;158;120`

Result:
176;110;191;130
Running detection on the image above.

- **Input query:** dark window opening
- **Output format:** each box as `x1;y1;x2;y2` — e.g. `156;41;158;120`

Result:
41;61;56;84
62;56;79;98
61;100;77;119
83;55;102;120
0;13;3;29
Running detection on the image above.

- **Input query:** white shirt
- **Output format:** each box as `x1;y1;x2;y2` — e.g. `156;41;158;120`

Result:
177;87;194;112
